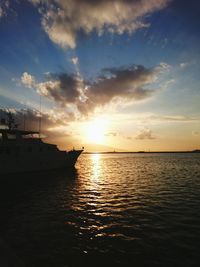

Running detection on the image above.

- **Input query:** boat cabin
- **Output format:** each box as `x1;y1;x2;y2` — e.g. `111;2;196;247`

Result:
0;129;58;156
0;129;40;141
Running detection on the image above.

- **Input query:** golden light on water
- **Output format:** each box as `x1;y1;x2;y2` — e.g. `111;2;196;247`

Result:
91;153;101;181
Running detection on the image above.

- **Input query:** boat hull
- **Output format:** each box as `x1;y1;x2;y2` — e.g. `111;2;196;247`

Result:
0;149;83;174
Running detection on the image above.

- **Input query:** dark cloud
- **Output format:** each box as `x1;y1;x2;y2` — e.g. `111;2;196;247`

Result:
0;108;72;134
47;73;82;104
0;108;80;149
21;64;163;115
72;65;159;114
86;65;155;101
21;63;168;116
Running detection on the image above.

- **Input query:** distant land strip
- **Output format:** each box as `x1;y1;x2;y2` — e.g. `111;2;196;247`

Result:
83;150;200;154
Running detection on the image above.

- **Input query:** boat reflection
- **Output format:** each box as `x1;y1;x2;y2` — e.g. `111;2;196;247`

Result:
0;169;79;207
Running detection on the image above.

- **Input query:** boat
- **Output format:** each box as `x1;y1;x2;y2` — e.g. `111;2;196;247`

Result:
0;112;83;174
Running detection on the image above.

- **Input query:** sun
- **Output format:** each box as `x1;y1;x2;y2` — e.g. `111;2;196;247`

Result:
83;118;107;144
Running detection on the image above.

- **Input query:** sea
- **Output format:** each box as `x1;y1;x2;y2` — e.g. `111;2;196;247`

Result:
0;153;200;266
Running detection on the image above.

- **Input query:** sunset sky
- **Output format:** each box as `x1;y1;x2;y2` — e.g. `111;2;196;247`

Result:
0;0;200;151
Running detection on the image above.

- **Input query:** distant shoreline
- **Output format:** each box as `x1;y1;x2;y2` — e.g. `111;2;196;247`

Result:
83;150;200;154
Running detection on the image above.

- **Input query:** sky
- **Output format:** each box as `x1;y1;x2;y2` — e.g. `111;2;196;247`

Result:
0;0;200;151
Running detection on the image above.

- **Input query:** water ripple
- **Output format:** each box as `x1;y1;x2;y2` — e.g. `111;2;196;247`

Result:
0;153;200;266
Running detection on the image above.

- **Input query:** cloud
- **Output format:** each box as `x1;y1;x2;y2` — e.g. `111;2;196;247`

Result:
0;0;10;18
156;62;171;71
0;107;81;149
29;0;169;49
135;128;155;140
180;62;188;68
129;113;200;126
192;131;199;136
78;64;160;114
105;132;118;137
71;57;79;66
0;7;3;18
21;72;82;105
21;63;167;114
0;107;73;134
21;72;36;88
147;114;199;122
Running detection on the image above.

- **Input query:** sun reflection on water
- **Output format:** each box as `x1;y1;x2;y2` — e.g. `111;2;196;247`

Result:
76;153;104;207
90;153;102;181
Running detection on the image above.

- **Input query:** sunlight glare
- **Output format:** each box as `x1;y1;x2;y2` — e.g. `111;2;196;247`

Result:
91;153;101;181
83;118;107;144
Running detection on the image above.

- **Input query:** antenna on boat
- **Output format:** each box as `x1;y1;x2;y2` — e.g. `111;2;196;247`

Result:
23;111;26;131
0;108;6;128
23;103;26;131
7;111;18;130
39;95;42;138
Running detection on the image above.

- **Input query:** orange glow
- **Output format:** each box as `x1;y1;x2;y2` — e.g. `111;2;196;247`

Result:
81;118;108;144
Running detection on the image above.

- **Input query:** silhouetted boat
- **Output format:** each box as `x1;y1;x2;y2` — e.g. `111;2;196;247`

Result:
0;113;83;174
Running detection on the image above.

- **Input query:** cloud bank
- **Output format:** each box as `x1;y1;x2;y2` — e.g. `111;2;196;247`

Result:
0;107;73;134
21;63;166;115
29;0;169;49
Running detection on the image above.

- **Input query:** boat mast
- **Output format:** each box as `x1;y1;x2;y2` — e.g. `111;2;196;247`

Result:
23;112;25;130
39;95;42;138
8;112;14;130
7;112;18;130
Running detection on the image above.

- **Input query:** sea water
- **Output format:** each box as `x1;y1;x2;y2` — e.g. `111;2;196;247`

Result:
0;153;200;266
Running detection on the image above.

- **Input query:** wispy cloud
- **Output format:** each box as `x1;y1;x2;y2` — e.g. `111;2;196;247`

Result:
180;62;189;68
105;132;118;137
29;0;169;49
145;114;200;122
192;131;199;136
71;57;79;66
179;61;195;69
135;128;155;140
